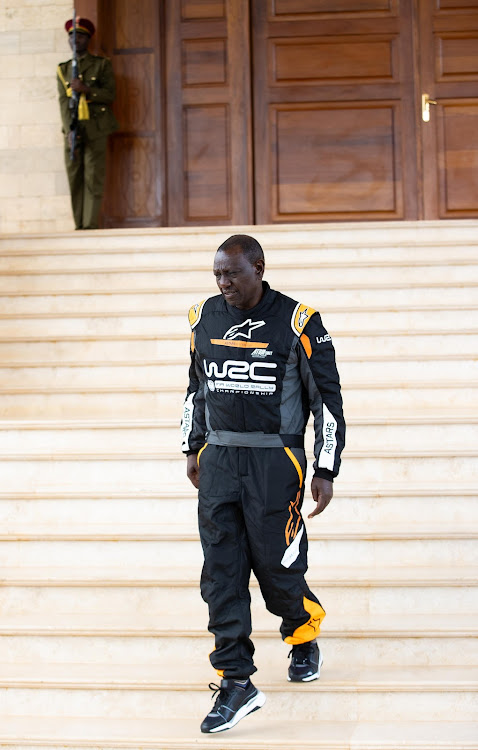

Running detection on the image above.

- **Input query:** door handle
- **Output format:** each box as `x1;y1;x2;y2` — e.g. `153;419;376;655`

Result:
422;93;437;122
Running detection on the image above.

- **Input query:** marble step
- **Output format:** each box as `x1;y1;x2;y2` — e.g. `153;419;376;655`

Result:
0;452;475;491
0;307;475;336
1;231;477;268
0;485;475;527
0;263;476;294
1;286;477;315
0;330;474;360
0;716;475;750
0;418;475;454
0;662;475;722
0;484;473;524
0;612;474;668
0;534;475;568
1;219;477;251
0;385;475;419
0;565;476;616
0;357;474;389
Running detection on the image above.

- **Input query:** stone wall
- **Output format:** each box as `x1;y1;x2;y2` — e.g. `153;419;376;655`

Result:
0;1;77;234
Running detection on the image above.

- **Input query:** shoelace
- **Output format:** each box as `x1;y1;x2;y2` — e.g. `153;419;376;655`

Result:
208;682;229;704
288;643;315;664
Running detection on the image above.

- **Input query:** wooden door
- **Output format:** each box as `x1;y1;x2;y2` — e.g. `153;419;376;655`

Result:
99;0;165;227
96;0;478;226
251;0;420;223
164;0;253;225
419;0;478;218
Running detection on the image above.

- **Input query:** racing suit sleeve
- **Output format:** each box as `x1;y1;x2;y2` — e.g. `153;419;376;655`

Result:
181;337;207;455
297;313;346;481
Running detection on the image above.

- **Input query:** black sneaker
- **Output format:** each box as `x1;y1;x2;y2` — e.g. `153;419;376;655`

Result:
288;641;323;682
200;678;266;733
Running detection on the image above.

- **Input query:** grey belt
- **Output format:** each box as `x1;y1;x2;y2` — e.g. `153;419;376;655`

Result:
206;430;304;449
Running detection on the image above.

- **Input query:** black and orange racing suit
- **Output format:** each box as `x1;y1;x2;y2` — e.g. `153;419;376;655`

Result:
181;281;345;679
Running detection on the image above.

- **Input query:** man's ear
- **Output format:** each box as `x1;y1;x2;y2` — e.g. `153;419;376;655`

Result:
255;259;265;277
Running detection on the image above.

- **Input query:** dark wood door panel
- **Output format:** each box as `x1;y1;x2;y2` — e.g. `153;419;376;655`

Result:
165;0;252;225
106;135;161;222
253;0;417;222
183;104;231;221
99;0;164;227
269;103;402;221
270;0;397;17
270;34;399;85
436;101;478;216
420;0;478;218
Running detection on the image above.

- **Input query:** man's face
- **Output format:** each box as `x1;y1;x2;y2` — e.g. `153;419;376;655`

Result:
69;30;90;56
213;247;264;310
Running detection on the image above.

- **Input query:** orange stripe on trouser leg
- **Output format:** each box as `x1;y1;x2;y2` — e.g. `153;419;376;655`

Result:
284;597;326;645
283;447;304;545
197;443;208;466
285;490;302;545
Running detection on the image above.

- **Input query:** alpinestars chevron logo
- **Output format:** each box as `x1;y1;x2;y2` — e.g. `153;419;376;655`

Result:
223;319;266;340
298;308;309;327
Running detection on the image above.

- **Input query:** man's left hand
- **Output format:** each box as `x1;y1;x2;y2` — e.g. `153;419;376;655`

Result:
308;477;333;518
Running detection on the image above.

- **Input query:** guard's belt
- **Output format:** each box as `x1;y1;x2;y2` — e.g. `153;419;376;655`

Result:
206;430;304;449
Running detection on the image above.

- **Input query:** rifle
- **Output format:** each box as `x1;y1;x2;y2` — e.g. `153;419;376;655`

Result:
69;6;79;161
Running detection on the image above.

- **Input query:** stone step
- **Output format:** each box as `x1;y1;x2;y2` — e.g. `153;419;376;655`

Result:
0;486;475;527
0;662;475;722
0;452;475;490
1;286;477;315
0;565;476;616
0;357;474;390
1;235;477;269
0;307;476;336
2;520;475;542
2;610;473;637
0;623;474;670
0;418;475;454
0;385;475;419
1;219;476;251
0;330;473;361
0;715;475;750
0;528;475;568
0;264;476;294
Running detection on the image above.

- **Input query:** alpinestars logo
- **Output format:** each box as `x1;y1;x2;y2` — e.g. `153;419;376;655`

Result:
298;308;309;327
223;319;265;340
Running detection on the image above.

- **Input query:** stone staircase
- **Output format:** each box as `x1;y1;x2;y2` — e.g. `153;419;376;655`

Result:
0;222;476;749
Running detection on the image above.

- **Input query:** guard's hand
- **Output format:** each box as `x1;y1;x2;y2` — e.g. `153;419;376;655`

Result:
187;453;200;489
308;477;333;518
71;78;90;94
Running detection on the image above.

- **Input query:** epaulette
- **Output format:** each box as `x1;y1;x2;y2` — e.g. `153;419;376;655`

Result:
290;302;316;337
188;299;207;330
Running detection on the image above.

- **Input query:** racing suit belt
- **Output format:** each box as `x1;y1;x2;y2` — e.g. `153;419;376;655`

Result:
206;430;304;449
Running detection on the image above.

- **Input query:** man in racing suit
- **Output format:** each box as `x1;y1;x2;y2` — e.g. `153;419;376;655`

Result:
182;235;345;733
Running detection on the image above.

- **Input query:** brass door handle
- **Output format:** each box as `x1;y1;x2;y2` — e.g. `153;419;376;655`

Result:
422;93;437;122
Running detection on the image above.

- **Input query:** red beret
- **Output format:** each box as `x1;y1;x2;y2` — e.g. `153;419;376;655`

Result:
65;17;95;36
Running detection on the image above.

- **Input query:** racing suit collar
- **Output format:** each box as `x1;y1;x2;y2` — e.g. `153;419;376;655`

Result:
221;281;275;319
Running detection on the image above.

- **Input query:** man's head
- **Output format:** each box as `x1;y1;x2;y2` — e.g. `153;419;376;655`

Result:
214;235;265;310
65;17;95;56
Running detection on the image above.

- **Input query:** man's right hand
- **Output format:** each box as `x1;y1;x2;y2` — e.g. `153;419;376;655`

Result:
187;453;200;489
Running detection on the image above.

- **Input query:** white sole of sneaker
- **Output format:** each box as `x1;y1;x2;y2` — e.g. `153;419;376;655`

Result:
208;689;266;733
